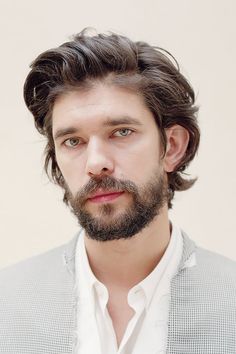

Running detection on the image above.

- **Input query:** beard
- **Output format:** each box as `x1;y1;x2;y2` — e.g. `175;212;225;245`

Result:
64;168;168;242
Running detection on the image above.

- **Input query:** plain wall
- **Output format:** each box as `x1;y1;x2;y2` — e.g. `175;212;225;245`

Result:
0;0;235;269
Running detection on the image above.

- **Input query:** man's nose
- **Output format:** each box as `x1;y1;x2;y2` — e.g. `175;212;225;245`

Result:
85;138;115;177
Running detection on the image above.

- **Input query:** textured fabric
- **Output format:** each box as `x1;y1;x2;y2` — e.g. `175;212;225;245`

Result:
0;242;77;353
167;233;236;353
0;231;235;353
75;225;185;354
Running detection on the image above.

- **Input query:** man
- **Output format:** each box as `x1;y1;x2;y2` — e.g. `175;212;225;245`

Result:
0;29;235;353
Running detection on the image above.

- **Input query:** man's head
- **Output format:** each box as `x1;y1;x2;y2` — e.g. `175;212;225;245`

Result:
23;29;200;240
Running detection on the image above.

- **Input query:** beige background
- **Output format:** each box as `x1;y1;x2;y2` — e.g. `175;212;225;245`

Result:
0;0;235;269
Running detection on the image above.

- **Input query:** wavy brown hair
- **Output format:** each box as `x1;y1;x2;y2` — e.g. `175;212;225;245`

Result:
24;29;200;208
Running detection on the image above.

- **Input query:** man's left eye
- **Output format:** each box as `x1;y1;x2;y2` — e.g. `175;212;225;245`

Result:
113;129;132;137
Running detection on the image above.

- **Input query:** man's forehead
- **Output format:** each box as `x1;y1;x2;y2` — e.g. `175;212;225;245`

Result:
51;85;154;137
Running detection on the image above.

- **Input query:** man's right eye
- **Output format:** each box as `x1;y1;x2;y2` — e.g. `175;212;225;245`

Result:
63;138;81;148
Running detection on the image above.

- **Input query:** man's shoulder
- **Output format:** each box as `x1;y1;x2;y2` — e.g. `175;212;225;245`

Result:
0;240;71;289
196;243;236;276
168;234;236;352
181;233;236;287
0;237;78;352
0;237;77;321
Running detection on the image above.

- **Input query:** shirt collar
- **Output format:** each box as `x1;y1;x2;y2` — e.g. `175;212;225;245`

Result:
77;229;102;292
76;223;184;309
77;231;109;314
128;223;183;309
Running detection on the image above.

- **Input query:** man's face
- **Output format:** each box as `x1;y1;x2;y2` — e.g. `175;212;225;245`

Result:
52;83;168;241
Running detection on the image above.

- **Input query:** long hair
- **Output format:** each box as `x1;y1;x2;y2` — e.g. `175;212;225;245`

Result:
24;29;200;208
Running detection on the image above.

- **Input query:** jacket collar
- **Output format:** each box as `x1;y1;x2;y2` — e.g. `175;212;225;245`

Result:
178;231;196;271
62;229;82;276
63;228;196;277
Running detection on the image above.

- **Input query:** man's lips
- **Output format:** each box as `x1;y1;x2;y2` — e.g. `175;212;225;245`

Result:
87;191;124;203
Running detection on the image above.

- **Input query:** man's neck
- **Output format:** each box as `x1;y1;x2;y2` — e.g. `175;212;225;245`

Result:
84;206;171;290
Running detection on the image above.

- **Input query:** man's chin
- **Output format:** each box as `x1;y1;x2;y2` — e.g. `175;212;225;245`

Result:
83;203;122;219
76;209;131;240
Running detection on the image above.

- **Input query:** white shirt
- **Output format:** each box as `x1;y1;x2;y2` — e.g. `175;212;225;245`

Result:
75;224;196;354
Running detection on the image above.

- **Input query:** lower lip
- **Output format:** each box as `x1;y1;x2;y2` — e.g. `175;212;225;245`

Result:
88;192;124;203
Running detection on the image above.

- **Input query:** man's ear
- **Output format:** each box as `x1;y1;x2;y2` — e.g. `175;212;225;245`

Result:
163;125;189;173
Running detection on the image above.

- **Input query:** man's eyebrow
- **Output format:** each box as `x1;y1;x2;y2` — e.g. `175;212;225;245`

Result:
54;127;78;141
103;116;143;127
54;116;143;140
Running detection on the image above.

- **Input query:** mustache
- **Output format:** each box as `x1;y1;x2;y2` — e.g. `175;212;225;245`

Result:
73;176;138;205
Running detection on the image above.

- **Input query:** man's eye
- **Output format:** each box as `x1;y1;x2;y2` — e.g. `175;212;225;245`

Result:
113;129;133;137
64;138;81;147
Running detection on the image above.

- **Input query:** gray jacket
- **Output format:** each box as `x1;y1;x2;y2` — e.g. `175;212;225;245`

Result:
0;231;235;353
